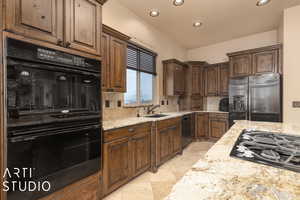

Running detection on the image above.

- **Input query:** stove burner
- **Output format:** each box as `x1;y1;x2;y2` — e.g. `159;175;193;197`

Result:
230;129;300;173
260;150;280;160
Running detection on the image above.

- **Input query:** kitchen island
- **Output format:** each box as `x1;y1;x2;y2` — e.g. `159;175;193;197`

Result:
166;120;300;200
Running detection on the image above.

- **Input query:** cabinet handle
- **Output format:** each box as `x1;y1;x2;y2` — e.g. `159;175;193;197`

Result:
169;126;177;131
57;39;63;46
65;42;71;48
128;128;135;132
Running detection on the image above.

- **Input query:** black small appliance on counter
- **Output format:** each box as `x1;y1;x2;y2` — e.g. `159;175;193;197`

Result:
5;38;102;200
219;97;229;112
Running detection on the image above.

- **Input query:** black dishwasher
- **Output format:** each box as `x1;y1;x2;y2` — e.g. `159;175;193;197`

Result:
182;114;193;148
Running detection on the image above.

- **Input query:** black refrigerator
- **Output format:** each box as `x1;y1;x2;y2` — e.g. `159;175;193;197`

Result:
229;73;282;126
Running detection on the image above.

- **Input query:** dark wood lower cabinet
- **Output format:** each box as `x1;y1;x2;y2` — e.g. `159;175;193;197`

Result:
196;113;209;138
103;123;152;196
132;131;151;177
103;137;131;195
196;112;229;140
156;118;182;167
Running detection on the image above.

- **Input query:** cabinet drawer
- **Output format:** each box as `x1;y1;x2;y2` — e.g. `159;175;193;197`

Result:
104;122;152;142
209;113;228;119
157;117;181;130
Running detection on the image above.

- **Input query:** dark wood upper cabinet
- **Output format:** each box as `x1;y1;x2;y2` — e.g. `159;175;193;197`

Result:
5;0;106;56
252;50;278;74
64;0;102;55
163;59;187;96
218;63;229;96
102;25;130;92
5;0;64;45
109;36;127;92
101;32;110;89
205;65;219;96
229;54;252;77
228;44;282;78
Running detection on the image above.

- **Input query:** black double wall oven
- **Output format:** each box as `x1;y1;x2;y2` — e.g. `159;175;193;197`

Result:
5;38;102;200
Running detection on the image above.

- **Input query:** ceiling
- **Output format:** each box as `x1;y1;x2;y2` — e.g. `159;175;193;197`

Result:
118;0;300;49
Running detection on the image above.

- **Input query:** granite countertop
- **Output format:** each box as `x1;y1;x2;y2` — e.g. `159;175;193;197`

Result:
165;120;300;200
102;110;228;131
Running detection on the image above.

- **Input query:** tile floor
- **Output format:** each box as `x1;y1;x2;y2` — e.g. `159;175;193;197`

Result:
103;141;215;200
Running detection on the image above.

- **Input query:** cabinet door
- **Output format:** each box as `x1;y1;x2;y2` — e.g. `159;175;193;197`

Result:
6;0;63;45
252;50;278;74
170;124;181;154
65;0;101;55
219;63;229;96
191;66;200;96
103;138;131;195
110;36;127;92
63;175;100;200
196;113;209;138
209;119;228;138
191;96;203;111
101;32;110;90
132;132;151;177
229;54;252;77
205;66;218;96
157;128;172;164
174;64;185;95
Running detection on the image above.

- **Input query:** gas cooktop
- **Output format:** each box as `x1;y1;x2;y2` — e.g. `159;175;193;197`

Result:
230;129;300;173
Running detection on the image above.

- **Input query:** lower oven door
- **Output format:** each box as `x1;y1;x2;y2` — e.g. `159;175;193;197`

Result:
6;125;101;200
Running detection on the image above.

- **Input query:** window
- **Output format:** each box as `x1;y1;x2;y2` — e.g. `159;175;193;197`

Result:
124;43;157;106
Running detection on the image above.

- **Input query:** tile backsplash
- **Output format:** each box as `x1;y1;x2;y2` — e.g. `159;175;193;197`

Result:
205;96;222;111
102;93;179;121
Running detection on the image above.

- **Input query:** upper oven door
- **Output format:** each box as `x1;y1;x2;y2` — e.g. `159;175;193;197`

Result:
7;59;101;118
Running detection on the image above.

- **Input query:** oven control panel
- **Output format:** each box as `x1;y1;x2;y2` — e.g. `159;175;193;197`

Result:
37;48;88;67
7;38;100;72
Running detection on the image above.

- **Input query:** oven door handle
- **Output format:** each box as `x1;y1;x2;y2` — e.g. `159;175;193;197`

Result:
9;124;100;143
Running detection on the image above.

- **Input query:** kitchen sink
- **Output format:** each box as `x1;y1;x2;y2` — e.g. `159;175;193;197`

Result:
145;114;169;118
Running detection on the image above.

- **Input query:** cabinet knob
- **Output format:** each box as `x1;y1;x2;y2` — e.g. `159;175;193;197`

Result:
128;128;135;132
65;42;71;48
57;39;63;46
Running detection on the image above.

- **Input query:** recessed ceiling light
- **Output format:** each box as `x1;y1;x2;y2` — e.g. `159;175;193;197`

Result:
256;0;271;6
149;9;160;17
173;0;184;6
193;22;202;27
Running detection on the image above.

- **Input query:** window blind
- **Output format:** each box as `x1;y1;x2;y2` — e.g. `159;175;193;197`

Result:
127;44;156;75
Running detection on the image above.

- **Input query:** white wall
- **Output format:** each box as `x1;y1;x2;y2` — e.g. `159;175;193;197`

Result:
283;5;300;124
102;0;187;99
187;30;279;64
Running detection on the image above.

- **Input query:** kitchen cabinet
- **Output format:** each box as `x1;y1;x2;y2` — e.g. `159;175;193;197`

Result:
5;0;104;56
195;112;228;140
208;113;229;139
185;61;206;97
229;54;252;77
101;32;110;89
228;44;282;78
5;0;64;45
195;113;209;138
190;96;204;111
218;63;229;96
102;25;130;92
39;173;101;200
163;59;187;96
103;122;151;195
205;65;219;96
252;50;278;74
64;0;102;55
103;137;131;195
132;131;151;177
156;117;182;166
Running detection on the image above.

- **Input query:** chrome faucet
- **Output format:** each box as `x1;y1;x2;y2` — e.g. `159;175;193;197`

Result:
146;105;160;114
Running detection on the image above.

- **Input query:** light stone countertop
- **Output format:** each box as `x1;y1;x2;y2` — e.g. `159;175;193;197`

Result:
102;110;228;131
165;120;300;200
